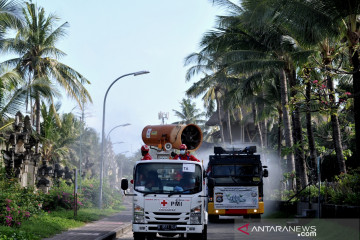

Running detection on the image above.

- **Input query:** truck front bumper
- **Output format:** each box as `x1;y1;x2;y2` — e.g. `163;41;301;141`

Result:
208;201;264;215
133;223;203;234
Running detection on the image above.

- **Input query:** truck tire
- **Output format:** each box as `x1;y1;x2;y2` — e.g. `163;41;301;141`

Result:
146;233;156;240
251;214;261;222
188;224;207;240
202;224;208;240
133;232;145;240
209;215;219;222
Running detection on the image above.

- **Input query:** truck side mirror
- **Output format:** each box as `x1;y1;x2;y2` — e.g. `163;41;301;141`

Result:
121;179;129;190
207;178;215;188
263;169;269;178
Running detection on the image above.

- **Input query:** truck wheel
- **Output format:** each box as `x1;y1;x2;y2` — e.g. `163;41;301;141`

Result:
202;224;207;240
251;214;261;222
209;215;219;222
188;225;207;240
133;232;145;240
146;233;156;240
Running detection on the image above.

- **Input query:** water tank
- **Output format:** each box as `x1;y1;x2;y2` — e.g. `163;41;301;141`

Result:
142;124;203;151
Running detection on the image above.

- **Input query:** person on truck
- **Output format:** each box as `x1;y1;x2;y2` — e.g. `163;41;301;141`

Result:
175;172;200;193
141;145;152;160
145;170;162;190
172;144;200;162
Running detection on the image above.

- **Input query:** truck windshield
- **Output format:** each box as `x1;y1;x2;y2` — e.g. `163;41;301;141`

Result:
134;162;202;194
210;164;260;184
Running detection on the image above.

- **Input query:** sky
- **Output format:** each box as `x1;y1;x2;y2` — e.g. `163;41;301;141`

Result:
31;0;225;155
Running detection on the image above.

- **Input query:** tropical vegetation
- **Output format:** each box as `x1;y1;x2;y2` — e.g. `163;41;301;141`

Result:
0;1;125;238
184;0;360;192
0;1;359;238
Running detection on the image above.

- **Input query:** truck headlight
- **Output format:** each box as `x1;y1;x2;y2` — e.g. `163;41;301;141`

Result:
190;205;202;224
252;177;260;182
134;204;145;224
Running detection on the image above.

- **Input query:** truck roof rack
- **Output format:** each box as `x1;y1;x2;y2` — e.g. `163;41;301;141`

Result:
214;146;257;155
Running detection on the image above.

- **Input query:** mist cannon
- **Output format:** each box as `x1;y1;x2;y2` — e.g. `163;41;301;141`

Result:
142;124;203;151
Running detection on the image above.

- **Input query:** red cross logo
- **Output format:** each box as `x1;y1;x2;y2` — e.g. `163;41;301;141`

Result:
160;200;168;206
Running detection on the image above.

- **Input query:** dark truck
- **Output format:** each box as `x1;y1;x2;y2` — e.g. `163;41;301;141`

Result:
206;146;268;221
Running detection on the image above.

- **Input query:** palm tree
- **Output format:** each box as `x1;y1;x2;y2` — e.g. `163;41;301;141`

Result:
208;0;297;171
0;67;55;123
264;0;360;171
201;0;315;188
185;51;228;143
302;68;318;181
0;2;91;135
0;0;24;122
0;68;24;121
0;0;23;41
40;102;85;168
172;98;206;125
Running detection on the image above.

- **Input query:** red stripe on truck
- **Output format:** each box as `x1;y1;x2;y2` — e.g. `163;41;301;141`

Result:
225;209;247;214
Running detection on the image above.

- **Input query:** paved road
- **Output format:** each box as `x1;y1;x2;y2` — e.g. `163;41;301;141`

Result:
116;217;312;240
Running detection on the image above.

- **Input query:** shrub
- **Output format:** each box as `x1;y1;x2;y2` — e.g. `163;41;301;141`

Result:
80;178;99;208
298;185;326;200
80;178;123;209
0;226;36;240
0;170;40;227
326;169;360;206
0;198;31;227
42;181;84;211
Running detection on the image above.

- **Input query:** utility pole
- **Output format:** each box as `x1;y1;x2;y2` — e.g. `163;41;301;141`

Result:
158;111;169;125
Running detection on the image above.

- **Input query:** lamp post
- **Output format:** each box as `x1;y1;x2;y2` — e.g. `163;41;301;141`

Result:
119;151;129;181
107;123;131;140
99;70;149;209
105;124;129;182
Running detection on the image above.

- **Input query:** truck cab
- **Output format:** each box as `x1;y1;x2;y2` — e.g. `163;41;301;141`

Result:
121;159;208;240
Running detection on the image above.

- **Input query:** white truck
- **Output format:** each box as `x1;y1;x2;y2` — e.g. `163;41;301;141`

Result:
121;159;208;240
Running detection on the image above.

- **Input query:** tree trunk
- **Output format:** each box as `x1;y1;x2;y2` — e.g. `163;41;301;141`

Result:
305;78;317;182
277;108;283;158
261;120;267;148
226;110;233;145
252;102;263;148
292;106;309;189
260;93;268;148
287;68;308;189
215;90;225;144
279;69;295;174
351;49;360;168
35;94;41;154
327;76;346;174
35;96;40;134
238;107;244;143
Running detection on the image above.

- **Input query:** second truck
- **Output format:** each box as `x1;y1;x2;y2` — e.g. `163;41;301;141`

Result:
206;146;268;221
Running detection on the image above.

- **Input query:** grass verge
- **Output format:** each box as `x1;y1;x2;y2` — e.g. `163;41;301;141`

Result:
0;207;123;240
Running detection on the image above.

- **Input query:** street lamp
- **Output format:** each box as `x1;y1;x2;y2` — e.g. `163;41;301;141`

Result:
106;123;131;140
118;151;129;181
99;70;149;209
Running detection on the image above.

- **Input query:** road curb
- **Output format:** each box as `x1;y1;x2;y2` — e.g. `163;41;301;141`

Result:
95;223;132;240
115;223;132;238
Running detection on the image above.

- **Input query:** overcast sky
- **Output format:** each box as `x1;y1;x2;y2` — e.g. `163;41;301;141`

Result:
31;0;224;155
